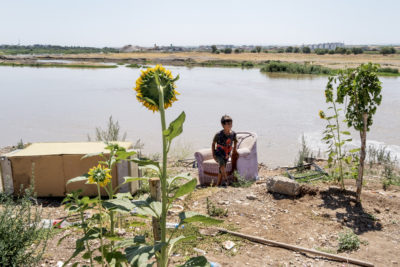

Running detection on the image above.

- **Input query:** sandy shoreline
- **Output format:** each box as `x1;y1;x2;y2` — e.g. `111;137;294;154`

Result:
1;52;400;70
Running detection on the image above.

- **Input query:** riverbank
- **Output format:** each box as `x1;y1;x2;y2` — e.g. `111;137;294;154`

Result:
2;52;400;75
0;61;117;69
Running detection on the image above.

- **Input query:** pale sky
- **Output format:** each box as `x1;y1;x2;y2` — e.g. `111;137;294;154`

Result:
1;0;399;47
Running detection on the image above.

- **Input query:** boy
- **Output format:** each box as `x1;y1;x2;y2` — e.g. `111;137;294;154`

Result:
212;115;238;186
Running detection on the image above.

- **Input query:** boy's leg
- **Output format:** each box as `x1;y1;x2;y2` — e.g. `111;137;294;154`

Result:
220;165;226;186
216;168;222;186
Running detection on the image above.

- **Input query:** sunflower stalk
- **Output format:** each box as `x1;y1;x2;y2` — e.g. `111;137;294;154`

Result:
155;75;169;267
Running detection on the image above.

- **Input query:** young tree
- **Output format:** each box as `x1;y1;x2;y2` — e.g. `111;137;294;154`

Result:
256;46;262;53
302;46;311;53
211;45;217;53
336;63;382;202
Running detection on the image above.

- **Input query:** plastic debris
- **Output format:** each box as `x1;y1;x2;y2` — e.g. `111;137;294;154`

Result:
166;222;184;229
222;240;235;250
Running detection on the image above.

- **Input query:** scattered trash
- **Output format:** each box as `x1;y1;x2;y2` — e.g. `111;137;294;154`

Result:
56;261;64;267
193;248;206;255
37;219;71;229
222;240;235;250
166;222;184;229
218;200;230;205
209;262;222;267
168;204;184;215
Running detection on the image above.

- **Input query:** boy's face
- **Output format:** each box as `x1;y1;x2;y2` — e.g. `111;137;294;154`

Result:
222;120;232;131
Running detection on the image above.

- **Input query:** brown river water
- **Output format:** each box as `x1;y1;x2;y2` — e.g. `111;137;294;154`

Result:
0;65;399;167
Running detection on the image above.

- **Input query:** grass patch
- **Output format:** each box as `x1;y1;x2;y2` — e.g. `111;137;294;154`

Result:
0;62;117;68
260;61;334;75
231;171;254;188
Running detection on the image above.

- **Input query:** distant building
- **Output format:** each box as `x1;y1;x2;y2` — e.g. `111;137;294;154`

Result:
303;42;344;50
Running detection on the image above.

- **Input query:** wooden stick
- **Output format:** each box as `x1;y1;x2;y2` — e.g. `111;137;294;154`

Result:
216;228;374;267
149;177;161;242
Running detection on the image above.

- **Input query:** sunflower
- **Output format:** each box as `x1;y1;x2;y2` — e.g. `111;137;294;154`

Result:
134;64;179;112
87;164;112;187
319;110;326;119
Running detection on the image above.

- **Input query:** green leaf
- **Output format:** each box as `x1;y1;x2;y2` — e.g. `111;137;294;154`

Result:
130;198;162;218
349;148;361;153
139;165;160;174
163;111;186;142
115;235;146;249
103;199;136;213
81;152;103;159
116;150;137;161
167;173;192;187
168;235;196;256
341;131;351;135
115;192;133;199
179;211;223;225
131;158;160;168
66;174;89;185
125;243;164;267
178;256;211;267
170;178;197;202
123;176;150;184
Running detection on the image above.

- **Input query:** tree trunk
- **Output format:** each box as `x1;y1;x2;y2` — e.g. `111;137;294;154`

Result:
356;113;368;203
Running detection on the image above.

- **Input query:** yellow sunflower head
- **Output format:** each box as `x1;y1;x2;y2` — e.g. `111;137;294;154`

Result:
88;164;112;187
319;110;326;119
134;64;180;112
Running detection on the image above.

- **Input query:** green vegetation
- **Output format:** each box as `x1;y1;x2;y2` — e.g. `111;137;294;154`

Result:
0;44;118;55
302;46;311;53
377;67;399;75
0;187;51;266
380;46;396;55
223;48;232;54
125;63;142;68
294;134;313;170
337;229;360;252
231;171;254;188
206;197;228;217
320;78;360;189
0;62;117;68
260;61;333;75
87;115;127;142
336;63;382;202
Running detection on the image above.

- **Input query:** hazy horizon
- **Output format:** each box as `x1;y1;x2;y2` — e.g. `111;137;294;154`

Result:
1;0;399;47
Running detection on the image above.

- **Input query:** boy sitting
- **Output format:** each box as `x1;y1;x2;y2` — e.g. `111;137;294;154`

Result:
212;115;238;186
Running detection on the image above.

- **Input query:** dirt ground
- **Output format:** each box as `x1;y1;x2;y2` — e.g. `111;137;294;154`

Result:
35;163;400;267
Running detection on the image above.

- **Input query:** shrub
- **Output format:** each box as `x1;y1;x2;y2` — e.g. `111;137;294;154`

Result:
377;67;399;74
338;230;360;252
0;190;51;266
241;61;254;68
302;46;311;53
315;48;328;55
380;46;396;55
255;46;262;53
335;47;347;54
223;48;232;54
206;198;228;217
234;48;243;53
277;48;285;53
87;115;127;142
285;46;293;53
328;50;335;54
260;61;333;75
294;47;300;53
351;47;364;54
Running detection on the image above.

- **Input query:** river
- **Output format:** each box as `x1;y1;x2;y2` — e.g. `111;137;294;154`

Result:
0;65;399;167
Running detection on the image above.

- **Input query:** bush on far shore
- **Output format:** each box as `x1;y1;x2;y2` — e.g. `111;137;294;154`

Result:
260;61;333;75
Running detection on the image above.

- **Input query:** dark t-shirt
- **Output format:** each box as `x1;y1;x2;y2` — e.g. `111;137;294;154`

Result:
213;130;237;160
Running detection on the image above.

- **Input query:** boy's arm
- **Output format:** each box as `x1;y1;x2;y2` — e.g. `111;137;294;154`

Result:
212;141;217;161
233;139;238;155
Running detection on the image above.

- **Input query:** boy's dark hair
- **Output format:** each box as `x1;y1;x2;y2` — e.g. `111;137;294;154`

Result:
221;115;232;124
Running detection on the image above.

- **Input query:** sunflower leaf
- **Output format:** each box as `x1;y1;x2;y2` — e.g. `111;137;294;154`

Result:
67;174;89;185
163;111;186;142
